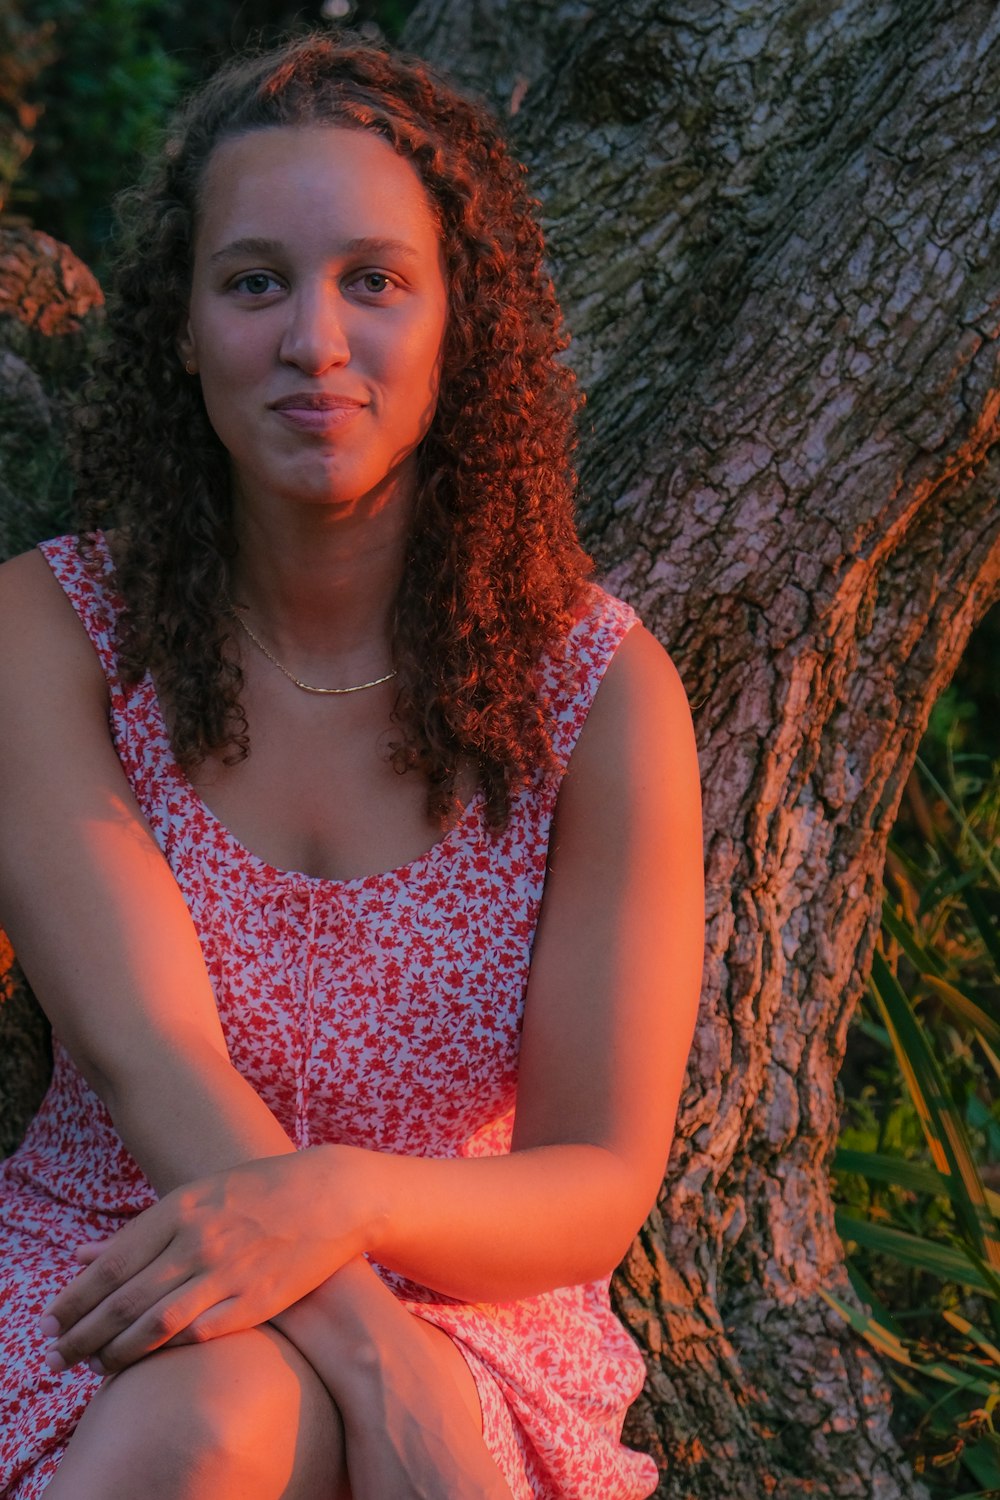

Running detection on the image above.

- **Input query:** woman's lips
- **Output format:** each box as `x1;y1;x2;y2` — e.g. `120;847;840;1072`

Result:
269;395;366;434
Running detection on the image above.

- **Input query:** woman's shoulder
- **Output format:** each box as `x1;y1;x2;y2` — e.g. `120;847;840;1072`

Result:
550;605;700;850
541;582;667;771
0;530;112;588
0;541;75;627
575;591;692;757
0;536;115;696
567;580;640;642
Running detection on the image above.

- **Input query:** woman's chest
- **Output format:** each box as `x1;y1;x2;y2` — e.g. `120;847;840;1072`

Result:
117;676;558;1148
185;687;479;883
168;802;551;1152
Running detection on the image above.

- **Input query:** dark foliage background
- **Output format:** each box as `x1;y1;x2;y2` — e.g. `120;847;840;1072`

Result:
10;0;416;267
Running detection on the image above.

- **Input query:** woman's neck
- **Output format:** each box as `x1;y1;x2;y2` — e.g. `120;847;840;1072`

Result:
229;488;412;673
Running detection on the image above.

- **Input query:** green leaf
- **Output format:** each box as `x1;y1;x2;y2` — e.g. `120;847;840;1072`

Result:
844;1259;907;1339
819;1285;1000;1394
833;1148;1000;1220
834;1146;959;1200
835;1211;996;1292
869;951;1000;1271
925;976;1000;1049
917;756;1000;895
881;896;948;976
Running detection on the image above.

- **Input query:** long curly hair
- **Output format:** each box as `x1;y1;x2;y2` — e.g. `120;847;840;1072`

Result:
74;31;594;829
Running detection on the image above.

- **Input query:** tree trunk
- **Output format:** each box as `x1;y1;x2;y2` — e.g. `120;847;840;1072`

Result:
402;1;1000;1494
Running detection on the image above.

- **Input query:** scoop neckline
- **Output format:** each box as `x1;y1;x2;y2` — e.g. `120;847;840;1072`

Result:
147;687;487;891
184;767;484;890
56;531;486;890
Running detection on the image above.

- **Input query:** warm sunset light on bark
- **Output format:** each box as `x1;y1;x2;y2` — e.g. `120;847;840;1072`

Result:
1;3;999;1498
403;3;1000;1495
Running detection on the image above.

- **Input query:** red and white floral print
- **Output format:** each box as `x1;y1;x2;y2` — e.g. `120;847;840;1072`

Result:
0;534;658;1500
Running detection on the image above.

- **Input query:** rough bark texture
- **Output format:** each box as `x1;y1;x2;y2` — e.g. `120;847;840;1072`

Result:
0;1;997;1493
400;2;999;1496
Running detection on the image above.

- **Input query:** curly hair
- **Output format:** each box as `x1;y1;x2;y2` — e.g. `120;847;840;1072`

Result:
73;30;594;829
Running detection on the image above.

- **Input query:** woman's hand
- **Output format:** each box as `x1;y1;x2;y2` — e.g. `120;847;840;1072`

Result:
40;1149;360;1374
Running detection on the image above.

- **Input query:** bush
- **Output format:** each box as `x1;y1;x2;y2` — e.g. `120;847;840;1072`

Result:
14;0;184;266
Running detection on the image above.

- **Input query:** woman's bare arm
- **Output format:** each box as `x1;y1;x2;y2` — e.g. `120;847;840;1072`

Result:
0;551;417;1380
351;617;705;1293
31;567;703;1362
0;551;291;1180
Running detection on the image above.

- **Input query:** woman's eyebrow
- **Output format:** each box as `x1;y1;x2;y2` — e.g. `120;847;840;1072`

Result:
339;236;421;261
209;236;284;264
209;235;422;265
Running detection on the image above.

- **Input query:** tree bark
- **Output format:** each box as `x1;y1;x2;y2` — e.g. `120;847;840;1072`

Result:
402;1;1000;1494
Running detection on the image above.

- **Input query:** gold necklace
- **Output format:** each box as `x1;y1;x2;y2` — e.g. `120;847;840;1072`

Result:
231;609;397;696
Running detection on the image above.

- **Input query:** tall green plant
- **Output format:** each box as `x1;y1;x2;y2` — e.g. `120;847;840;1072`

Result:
829;754;1000;1494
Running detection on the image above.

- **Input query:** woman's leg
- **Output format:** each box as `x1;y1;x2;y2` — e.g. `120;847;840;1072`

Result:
42;1325;348;1500
43;1309;511;1500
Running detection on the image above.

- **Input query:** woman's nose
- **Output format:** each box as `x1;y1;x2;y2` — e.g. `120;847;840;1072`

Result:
279;284;350;373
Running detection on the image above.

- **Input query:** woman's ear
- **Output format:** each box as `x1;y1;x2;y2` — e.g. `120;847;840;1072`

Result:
177;320;198;377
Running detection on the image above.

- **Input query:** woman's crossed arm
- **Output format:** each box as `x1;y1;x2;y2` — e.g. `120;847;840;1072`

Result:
0;551;703;1376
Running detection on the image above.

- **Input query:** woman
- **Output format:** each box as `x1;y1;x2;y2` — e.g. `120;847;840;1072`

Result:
0;31;703;1500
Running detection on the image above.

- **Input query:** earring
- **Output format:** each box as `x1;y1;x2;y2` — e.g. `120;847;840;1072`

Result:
184;358;197;376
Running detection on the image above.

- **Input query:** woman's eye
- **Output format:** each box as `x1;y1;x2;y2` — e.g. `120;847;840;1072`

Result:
232;272;281;296
356;271;393;295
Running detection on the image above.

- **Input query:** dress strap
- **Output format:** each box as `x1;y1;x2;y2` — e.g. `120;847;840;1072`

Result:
540;585;640;773
37;533;121;684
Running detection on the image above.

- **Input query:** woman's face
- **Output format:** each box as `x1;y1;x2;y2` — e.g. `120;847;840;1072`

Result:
179;124;449;521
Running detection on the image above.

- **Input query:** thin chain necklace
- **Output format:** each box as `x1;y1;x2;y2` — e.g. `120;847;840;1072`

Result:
231;608;397;696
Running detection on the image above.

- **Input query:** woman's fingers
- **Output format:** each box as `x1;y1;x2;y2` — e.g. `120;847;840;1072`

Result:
45;1250;276;1373
92;1286;241;1373
93;1291;258;1374
43;1261;198;1372
42;1213;174;1336
74;1237;115;1265
39;1157;353;1373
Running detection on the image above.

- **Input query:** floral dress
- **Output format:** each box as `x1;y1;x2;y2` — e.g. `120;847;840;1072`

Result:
0;533;659;1499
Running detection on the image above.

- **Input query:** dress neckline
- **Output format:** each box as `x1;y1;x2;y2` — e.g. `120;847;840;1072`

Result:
71;531;489;890
149;685;488;891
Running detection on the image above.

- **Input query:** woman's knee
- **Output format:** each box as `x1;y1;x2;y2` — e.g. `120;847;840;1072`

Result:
52;1326;347;1500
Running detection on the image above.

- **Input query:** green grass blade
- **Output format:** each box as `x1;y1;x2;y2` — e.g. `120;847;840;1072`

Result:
934;835;1000;970
881;895;947;976
916;756;1000;893
835;1211;996;1292
943;1308;1000;1366
976;1029;1000;1088
869;950;1000;1269
835;1145;1000;1220
834;1147;955;1198
819;1285;1000;1394
925;975;1000;1049
955;1440;1000;1492
844;1260;907;1338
